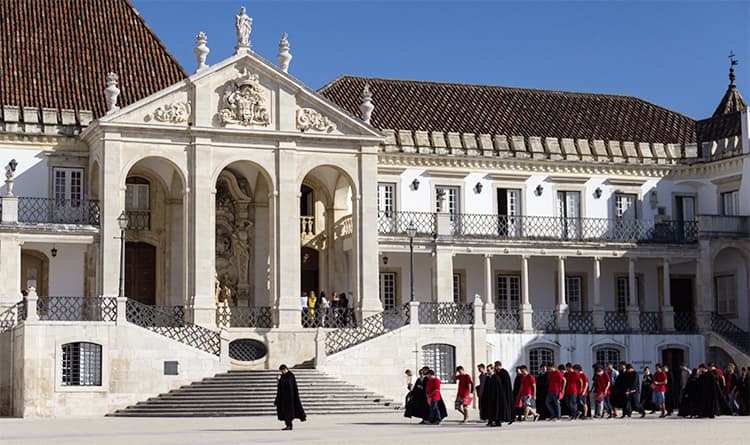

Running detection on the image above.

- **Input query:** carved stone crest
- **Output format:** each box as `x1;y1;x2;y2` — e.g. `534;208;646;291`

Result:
148;101;191;123
296;108;336;133
218;68;270;127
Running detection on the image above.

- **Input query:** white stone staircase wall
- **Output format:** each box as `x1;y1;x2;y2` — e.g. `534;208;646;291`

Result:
706;332;750;366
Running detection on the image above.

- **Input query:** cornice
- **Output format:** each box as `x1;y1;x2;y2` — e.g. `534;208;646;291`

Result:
666;154;746;179
0;132;84;147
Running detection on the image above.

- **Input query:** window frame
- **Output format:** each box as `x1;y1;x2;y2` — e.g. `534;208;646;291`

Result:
496;273;521;311
594;346;624;368
720;190;740;216
714;274;737;317
125;176;151;210
379;271;399;310
452;270;466;304
529;347;555;375
421;343;456;382
60;342;103;387
614;275;642;313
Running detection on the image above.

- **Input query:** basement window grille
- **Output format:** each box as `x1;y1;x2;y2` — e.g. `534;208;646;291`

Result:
61;342;102;386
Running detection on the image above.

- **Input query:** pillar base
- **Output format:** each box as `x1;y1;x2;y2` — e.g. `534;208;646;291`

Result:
661;306;675;332
484;301;496;330
627;308;640;332
520;304;533;332
695;310;712;332
192;306;218;328
409;301;420;326
277;306;302;329
556;304;569;330
592;306;605;331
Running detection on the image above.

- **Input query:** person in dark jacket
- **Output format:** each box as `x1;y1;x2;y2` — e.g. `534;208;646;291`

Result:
404;367;431;422
621;364;645;418
274;365;306;430
482;361;514;427
536;364;550;420
678;369;701;418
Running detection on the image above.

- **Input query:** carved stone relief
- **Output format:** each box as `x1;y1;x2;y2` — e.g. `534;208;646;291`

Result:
218;68;270;127
296;108;336;133
148;101;191;123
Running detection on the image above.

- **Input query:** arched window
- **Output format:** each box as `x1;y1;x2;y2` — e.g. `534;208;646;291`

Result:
61;342;102;386
125;176;151;230
529;347;555;375
421;343;455;381
595;347;622;367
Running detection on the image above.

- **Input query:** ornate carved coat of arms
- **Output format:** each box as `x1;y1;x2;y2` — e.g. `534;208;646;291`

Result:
218;68;270;127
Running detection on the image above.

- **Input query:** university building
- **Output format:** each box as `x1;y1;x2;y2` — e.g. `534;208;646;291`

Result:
0;1;748;416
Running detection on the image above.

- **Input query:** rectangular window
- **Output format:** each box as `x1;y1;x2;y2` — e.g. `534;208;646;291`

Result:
675;196;696;222
125;183;150;210
565;276;582;312
496;274;520;311
497;188;522;236
436;186;460;215
614;193;637;221
379;272;396;310
53;167;84;206
557;191;581;239
377;183;395;216
61;342;102;386
715;275;737;316
452;272;463;304
615;276;639;313
721;191;739;216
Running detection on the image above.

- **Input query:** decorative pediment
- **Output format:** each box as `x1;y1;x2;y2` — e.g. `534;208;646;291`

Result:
217;67;270;127
147;101;191;124
296;108;336;133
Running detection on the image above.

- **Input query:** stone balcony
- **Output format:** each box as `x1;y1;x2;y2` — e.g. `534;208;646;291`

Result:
698;214;750;238
0;196;100;227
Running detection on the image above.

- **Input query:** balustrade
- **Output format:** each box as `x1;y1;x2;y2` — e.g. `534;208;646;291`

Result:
698;215;750;238
36;296;117;321
216;306;273;328
377;211;436;236
324;304;410;355
126;209;151;230
495;309;520;331
532;310;557;331
674;312;698;332
568;311;594;332
604;311;629;332
639;312;662;333
18;197;100;225
418;302;474;325
300;216;316;237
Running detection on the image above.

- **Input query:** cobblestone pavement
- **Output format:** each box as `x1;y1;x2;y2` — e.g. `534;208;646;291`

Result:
0;411;746;445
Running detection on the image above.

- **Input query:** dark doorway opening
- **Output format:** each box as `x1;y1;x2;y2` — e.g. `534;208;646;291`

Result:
662;348;685;407
125;242;156;305
670;278;693;312
301;247;319;296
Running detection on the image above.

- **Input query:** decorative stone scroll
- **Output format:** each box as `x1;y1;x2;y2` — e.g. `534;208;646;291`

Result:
296;108;336;133
218;68;270;127
148;101;191;123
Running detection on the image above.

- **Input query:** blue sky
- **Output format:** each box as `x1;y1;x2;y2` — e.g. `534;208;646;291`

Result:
132;0;749;119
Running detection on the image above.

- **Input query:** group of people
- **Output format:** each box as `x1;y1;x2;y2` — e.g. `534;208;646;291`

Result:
300;290;350;327
404;360;750;426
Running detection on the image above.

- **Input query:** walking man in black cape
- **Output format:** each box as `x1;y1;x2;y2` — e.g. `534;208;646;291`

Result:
481;361;514;427
274;364;306;430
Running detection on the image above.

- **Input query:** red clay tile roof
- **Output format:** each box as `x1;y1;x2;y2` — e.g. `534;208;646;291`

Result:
0;0;187;118
696;111;742;144
319;76;697;145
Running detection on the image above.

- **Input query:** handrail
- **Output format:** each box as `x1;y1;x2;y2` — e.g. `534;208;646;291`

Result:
18;197;100;225
325;303;410;355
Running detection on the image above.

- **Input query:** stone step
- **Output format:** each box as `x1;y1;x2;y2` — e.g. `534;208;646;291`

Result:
155;393;384;400
135;401;393;408
111;409;397;417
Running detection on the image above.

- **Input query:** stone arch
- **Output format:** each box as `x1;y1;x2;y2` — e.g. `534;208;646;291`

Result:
211;158;275;193
121;155;187;193
524;339;561;370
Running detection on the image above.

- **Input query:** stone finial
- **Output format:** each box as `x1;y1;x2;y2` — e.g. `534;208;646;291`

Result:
104;72;120;114
359;84;374;124
234;6;253;54
277;32;292;73
5;158;17;196
194;32;210;73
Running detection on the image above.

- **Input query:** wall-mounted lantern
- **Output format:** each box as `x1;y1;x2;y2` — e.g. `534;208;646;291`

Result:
474;182;483;194
411;177;420;191
535;184;544;196
594;187;602;199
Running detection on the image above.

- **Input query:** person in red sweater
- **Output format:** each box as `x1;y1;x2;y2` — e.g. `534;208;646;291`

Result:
564;363;582;420
593;365;612;418
652;364;669;417
453;366;474;423
519;365;539;421
545;363;566;420
575;364;590;419
425;369;443;425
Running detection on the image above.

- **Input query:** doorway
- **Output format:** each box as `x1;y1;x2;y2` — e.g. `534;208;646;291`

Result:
125;242;156;305
662;348;685;405
670;278;693;312
301;247;319;295
21;250;49;296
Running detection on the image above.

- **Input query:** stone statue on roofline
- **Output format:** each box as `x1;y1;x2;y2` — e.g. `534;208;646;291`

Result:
235;6;253;53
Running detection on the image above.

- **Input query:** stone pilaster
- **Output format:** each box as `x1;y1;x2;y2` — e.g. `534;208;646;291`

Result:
520;255;533;331
432;247;453;302
592;257;605;331
99;134;123;298
556;256;569;330
276;144;302;328
0;196;17;224
0;235;22;305
409;301;420;326
358;147;383;318
627;258;641;331
661;258;675;331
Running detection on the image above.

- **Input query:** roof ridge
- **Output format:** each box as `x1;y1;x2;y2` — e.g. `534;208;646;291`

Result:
332;74;696;122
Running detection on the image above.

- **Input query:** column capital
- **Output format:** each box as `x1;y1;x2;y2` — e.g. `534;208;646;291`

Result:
521;254;530;261
593;256;601;262
662;257;671;264
484;253;492;260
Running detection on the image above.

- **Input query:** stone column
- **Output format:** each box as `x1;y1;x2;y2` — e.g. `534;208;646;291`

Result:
99;134;124;299
433;247;454;302
556;256;569;330
483;254;492;304
592;256;605;330
695;244;713;331
472;295;484;326
408;301;420;326
25;287;39;322
275;144;302;328
357;147;383;317
0;235;22;305
661;258;675;331
520;255;533;331
627;258;640;331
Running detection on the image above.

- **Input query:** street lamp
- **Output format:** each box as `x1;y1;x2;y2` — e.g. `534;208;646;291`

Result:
406;221;417;302
117;211;129;299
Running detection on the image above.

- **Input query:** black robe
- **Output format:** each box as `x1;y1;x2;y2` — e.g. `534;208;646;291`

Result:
404;377;430;420
664;372;675;414
739;375;750;416
275;372;306;422
536;372;550;420
641;374;655;411
678;372;700;417
480;369;514;424
611;371;631;409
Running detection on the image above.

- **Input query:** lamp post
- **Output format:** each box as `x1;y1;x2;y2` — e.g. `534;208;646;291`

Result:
406;221;417;302
117;211;129;299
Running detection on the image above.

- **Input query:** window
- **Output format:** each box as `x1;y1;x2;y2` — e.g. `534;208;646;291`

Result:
595;348;622;367
556;191;581;238
377;183;395;217
496;274;520;311
53;167;84;206
715;275;737;316
421;343;455;382
614;193;637;221
529;347;554;375
565;276;582;311
497;188;521;236
721;191;739;216
61;342;102;386
300;185;314;216
452;272;463;304
675;196;696;222
615;276;639;313
125;177;150;210
435;186;460;216
379;272;396;310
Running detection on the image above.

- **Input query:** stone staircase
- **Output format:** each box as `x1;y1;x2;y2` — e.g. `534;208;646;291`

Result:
110;369;399;417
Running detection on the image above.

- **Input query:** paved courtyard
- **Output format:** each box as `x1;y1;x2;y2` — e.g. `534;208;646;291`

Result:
0;411;746;445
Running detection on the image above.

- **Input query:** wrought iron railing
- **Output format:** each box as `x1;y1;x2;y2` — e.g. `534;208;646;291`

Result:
36;296;117;321
495;309;520;331
604;311;629;332
216;306;274;328
0;302;24;332
674;312;697;332
126;209;151;230
417;302;474;325
532;310;557;331
639;311;661;333
711;312;750;353
18;197;100;225
568;311;593;332
378;211;436;236
324;303;410;355
301;307;356;328
698;215;750;238
126;299;219;355
16;299;27;322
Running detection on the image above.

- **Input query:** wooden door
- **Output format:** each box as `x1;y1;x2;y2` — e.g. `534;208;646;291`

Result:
125;242;156;305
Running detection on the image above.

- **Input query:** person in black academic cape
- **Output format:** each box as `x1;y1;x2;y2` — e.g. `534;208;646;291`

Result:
739;367;750;416
663;364;675;415
274;364;306;430
536;364;550;420
678;368;701;418
483;361;514;427
405;367;431;423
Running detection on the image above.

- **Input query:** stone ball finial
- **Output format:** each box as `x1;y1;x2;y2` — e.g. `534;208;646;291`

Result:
277;32;292;73
359;84;374;124
194;31;210;73
104;72;120;114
